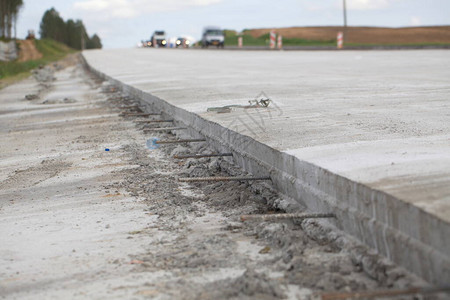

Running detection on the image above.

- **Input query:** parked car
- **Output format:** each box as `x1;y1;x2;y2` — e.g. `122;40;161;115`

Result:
201;27;224;48
151;31;167;47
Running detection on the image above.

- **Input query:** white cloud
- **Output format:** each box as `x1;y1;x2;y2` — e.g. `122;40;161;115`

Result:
305;1;402;13
304;3;330;12
346;0;390;11
74;0;223;19
410;16;421;26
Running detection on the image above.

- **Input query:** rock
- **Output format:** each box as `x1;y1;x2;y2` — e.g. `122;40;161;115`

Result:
25;94;39;100
32;66;55;83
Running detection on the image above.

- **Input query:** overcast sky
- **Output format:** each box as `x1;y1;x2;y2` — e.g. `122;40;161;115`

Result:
17;0;450;48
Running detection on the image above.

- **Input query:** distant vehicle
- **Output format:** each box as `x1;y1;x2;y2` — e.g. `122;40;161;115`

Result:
151;31;167;47
26;30;35;40
140;40;151;47
202;27;224;48
176;37;190;48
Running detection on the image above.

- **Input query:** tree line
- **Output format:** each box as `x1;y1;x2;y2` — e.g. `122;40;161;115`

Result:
0;0;23;39
40;8;102;49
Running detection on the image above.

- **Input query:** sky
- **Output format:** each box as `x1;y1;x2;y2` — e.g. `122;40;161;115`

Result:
16;0;450;49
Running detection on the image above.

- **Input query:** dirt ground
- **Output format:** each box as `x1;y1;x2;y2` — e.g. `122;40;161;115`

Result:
17;40;43;62
247;26;450;44
0;56;439;299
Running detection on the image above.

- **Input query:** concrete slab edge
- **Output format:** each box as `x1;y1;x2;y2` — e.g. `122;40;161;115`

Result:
81;54;450;285
213;45;450;51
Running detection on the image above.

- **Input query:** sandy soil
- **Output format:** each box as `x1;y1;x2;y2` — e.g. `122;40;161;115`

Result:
0;56;429;299
17;40;43;62
247;26;450;44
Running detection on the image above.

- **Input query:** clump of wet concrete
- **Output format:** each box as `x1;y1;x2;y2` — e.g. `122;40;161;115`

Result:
199;268;286;299
170;145;191;157
100;82;119;94
31;65;55;83
25;94;39;100
27;59;78;103
42;97;77;104
134;233;237;270
299;219;416;289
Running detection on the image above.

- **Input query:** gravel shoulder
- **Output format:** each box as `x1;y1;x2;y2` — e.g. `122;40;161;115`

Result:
0;56;429;299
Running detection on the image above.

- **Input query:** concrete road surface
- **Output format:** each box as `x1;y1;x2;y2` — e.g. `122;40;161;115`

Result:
5;58;426;299
83;48;450;284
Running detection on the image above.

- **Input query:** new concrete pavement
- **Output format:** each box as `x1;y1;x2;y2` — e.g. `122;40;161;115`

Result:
83;48;450;284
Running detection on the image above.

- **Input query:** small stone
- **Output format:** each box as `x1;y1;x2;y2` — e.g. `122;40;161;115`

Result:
25;94;39;100
259;246;271;254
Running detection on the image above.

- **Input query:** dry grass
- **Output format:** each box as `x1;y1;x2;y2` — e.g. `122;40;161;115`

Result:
247;26;450;44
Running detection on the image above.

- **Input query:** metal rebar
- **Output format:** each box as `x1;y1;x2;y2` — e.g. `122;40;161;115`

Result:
121;113;160;117
318;285;450;300
155;139;206;145
143;127;187;132
120;105;139;109
108;96;132;101
136;119;174;123
178;176;271;183
240;213;336;222
174;153;233;159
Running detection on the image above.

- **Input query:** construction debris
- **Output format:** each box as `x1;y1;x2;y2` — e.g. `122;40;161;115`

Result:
207;98;272;113
174;153;233;159
240;213;336;222
178;176;271;183
317;285;450;300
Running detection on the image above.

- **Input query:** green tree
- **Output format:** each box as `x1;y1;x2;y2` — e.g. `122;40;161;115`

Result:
0;0;24;39
65;19;87;50
39;7;66;43
65;19;77;47
86;34;102;49
39;8;102;50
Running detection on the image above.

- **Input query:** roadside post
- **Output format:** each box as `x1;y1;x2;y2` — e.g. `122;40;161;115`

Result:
337;31;344;49
277;35;282;50
270;30;276;49
238;36;243;48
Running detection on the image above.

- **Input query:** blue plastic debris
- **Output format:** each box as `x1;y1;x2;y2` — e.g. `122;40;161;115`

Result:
146;138;160;149
105;148;110;151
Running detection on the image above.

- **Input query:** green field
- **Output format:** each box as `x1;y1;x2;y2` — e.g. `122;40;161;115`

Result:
224;30;335;47
344;42;450;47
0;39;75;86
223;29;450;48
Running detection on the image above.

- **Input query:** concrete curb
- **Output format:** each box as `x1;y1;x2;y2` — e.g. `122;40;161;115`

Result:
81;53;450;285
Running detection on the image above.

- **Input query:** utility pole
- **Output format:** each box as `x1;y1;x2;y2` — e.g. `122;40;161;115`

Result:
343;0;347;28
